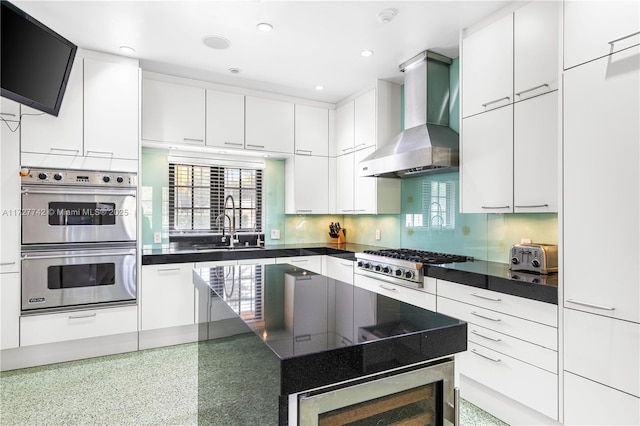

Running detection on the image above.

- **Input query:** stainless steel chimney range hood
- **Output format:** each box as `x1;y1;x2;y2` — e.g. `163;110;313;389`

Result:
359;50;459;178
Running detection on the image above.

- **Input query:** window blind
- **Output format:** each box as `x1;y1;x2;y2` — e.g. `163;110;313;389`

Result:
421;180;456;230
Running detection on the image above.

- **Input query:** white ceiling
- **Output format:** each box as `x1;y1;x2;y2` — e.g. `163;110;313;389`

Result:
13;0;513;104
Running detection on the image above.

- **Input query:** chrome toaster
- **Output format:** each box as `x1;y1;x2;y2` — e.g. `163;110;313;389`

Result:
509;243;558;274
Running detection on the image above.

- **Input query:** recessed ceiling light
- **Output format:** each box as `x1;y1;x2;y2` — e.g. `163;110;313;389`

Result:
203;36;231;50
256;23;273;32
228;68;241;74
119;46;136;55
361;50;374;57
315;85;325;91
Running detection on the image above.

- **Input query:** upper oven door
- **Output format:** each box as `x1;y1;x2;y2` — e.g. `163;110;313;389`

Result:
21;186;136;245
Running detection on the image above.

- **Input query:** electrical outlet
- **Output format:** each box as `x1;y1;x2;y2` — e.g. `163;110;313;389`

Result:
520;238;532;244
375;229;381;240
271;229;281;240
154;232;162;243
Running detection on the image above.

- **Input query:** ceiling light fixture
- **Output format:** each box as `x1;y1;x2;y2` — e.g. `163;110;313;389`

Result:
360;50;374;57
315;85;325;91
377;8;398;24
256;23;273;32
203;35;231;50
119;46;136;55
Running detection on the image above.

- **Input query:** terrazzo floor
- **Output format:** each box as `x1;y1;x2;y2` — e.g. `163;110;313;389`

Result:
1;334;508;426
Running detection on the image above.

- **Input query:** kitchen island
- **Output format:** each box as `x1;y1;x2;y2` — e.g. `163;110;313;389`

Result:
192;262;467;425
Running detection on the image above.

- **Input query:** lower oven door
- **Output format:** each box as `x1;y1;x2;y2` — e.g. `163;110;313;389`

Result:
298;360;458;426
21;246;137;311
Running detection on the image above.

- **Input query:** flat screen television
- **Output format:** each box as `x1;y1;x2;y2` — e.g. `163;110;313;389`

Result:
1;0;77;116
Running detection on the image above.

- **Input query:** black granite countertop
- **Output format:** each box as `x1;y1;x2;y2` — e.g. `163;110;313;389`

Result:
192;263;467;397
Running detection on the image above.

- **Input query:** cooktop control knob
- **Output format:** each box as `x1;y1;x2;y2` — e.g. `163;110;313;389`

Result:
103;175;111;183
116;176;124;183
374;265;382;272
405;271;414;280
38;172;47;180
395;269;403;277
511;257;520;265
357;261;363;268
382;266;391;274
363;262;371;269
53;173;62;181
531;259;541;268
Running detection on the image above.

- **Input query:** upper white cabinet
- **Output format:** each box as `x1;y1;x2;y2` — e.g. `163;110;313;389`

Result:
354;146;400;215
205;89;245;149
294;104;329;156
564;0;640;70
21;57;84;155
335;100;354;155
0;98;20;120
245;96;294;154
514;1;560;100
354;88;376;150
285;155;329;214
142;78;205;146
0;114;20;274
563;45;640;324
462;13;513;117
336;152;355;214
84;58;139;160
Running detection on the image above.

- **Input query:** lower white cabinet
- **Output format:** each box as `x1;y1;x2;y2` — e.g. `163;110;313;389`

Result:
276;256;323;275
140;263;195;331
564;371;640;426
0;273;20;349
20;305;138;346
0;109;20;274
353;273;436;311
323;256;353;285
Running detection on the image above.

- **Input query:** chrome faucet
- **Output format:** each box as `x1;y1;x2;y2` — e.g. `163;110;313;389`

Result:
215;195;238;248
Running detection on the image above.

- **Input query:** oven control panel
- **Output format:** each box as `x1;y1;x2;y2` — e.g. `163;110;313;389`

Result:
21;168;137;187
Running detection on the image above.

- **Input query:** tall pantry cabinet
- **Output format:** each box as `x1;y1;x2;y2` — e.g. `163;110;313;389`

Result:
562;1;640;424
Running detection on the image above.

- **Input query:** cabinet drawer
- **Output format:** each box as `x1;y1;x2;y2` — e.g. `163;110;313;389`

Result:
564;371;640;426
437;280;557;327
458;341;558;420
276;256;322;274
354;273;436;311
565;308;640;398
438;296;557;350
20;305;138;346
324;256;353;284
465;323;557;374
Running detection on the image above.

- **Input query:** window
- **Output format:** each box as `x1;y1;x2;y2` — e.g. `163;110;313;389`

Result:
421;180;456;230
168;163;263;233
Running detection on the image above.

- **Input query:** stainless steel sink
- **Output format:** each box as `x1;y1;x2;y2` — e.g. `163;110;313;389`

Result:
192;244;264;252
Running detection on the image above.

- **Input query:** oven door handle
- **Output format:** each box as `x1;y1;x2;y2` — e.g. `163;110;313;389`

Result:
22;189;136;197
22;251;135;260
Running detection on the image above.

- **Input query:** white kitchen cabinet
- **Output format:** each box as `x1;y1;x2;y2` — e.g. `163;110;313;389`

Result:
294;104;329;156
513;91;558;212
0;113;20;273
462;13;513;117
336;152;354;214
564;0;640;70
20;305;138;346
564;372;640;426
0;273;20;349
84;57;139;160
354;273;436;312
354;146;401;214
20;57;84;155
323;256;353;285
0;97;20;120
461;105;513;213
276;256;323;275
335;100;354;155
514;1;560;101
285;155;329;214
140;263;195;331
205;89;245;149
245;96;294;154
563;46;640;324
141;78;205;146
354;88;375;150
564;308;640;398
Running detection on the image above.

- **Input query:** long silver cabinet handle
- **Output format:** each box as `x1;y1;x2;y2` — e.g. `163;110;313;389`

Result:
340;263;352;267
471;348;501;362
471;293;501;302
290;259;308;263
85;150;114;157
482;96;510;107
0;262;16;266
50;148;80;153
0;112;17;117
23;251;135;260
296;209;312;213
295;149;312;155
566;299;615;311
481;206;510;210
157;267;181;272
22;189;136;197
515;204;549;208
515;84;549;97
68;313;97;320
183;138;204;143
454;387;460;426
379;284;398;292
471;311;501;322
246;144;265;149
224;142;243;146
471;329;502;342
609;31;640;45
341;147;354;153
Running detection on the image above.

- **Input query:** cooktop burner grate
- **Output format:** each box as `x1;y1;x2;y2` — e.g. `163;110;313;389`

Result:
362;249;472;264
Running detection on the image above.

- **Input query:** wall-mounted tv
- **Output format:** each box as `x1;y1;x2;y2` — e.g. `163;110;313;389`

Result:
1;0;77;117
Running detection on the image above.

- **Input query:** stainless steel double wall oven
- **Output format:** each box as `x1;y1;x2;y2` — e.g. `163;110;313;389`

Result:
21;168;137;312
